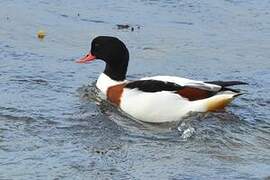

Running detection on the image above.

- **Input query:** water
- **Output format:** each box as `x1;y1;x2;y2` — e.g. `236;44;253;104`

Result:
0;0;270;179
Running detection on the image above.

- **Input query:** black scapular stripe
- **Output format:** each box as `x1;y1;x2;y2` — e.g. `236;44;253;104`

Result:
125;79;247;96
125;80;182;92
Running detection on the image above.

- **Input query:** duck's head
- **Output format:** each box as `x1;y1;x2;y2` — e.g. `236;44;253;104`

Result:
77;36;129;81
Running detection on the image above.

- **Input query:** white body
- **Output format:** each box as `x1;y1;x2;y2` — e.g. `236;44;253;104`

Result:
96;73;237;123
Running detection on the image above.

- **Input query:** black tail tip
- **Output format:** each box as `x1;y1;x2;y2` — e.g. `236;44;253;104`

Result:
206;80;248;87
233;93;245;98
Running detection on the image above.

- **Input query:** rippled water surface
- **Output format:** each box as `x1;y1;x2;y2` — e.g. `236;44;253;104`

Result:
1;0;270;179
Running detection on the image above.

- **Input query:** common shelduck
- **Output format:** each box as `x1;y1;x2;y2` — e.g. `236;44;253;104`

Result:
76;36;247;123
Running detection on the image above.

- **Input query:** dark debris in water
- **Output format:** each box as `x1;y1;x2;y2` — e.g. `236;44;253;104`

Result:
116;24;130;29
116;24;141;32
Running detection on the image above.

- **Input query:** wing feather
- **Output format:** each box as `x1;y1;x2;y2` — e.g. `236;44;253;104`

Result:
125;76;247;101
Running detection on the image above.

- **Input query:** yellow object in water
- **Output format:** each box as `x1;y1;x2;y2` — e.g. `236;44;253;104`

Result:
37;31;46;39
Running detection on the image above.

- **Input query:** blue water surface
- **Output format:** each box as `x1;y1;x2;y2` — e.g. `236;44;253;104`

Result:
0;0;270;179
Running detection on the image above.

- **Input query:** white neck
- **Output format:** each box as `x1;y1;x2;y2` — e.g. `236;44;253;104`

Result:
96;73;125;94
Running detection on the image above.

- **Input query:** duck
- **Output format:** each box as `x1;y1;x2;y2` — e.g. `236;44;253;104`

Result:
76;36;247;123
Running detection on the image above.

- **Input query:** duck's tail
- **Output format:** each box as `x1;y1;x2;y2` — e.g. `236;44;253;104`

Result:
206;93;239;111
206;80;248;93
205;80;247;111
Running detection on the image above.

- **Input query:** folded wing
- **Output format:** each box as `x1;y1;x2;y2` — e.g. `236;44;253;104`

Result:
125;76;247;101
